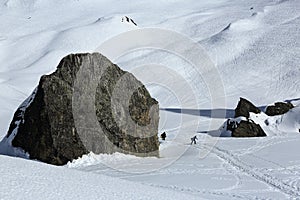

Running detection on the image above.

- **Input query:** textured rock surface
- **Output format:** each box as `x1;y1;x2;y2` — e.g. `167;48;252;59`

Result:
231;120;266;137
265;102;294;116
225;98;266;137
5;53;159;165
234;97;261;118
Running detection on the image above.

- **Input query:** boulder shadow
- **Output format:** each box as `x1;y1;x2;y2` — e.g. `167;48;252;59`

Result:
285;97;300;104
160;108;235;119
198;130;231;137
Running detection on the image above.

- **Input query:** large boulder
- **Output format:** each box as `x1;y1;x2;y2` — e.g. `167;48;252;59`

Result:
231;120;266;137
234;97;261;118
265;102;294;116
4;53;159;165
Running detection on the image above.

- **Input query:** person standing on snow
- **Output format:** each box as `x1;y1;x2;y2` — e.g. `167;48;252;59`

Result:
191;136;198;145
160;132;166;140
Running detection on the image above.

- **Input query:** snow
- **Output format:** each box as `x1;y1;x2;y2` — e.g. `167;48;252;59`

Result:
0;0;300;199
0;87;36;158
0;155;200;200
278;106;300;134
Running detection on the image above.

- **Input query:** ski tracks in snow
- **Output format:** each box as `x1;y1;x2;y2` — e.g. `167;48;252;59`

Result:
146;182;255;200
237;136;300;156
199;144;300;198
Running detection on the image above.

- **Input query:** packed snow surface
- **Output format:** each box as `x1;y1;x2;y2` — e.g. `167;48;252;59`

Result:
0;0;299;199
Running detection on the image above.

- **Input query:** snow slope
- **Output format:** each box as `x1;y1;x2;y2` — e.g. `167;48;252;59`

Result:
0;0;300;199
0;155;201;200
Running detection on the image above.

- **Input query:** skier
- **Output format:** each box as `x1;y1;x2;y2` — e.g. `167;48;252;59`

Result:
160;132;166;140
191;135;198;145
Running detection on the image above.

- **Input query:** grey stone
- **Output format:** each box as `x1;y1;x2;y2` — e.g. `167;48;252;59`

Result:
231;120;266;137
5;53;159;165
265;102;294;116
234;97;261;118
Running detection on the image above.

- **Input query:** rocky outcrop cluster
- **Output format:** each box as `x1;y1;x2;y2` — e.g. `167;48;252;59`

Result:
228;98;266;137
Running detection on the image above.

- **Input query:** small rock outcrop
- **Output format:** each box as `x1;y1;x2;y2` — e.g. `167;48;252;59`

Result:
5;53;159;165
224;97;266;137
234;97;261;118
231;120;266;137
265;102;294;116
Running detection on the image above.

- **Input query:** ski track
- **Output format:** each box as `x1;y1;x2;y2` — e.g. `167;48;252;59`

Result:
146;182;255;200
220;162;243;192
237;136;300;156
200;145;300;198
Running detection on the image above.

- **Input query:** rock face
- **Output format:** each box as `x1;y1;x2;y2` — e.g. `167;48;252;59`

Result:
265;102;294;116
234;97;261;118
226;97;266;137
5;53;159;165
231;120;266;137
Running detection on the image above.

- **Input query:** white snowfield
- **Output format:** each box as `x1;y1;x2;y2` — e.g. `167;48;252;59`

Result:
0;0;300;199
0;155;201;200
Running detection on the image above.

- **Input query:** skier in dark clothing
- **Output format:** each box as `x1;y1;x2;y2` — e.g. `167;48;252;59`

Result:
160;132;166;140
191;136;198;145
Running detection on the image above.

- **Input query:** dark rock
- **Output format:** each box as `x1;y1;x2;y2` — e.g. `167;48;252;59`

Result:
224;98;266;137
265;102;294;116
122;16;137;26
5;53;159;165
226;119;238;132
232;120;266;137
234;97;261;118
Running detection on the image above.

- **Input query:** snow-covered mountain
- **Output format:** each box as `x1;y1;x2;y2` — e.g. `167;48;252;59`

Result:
0;0;299;199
